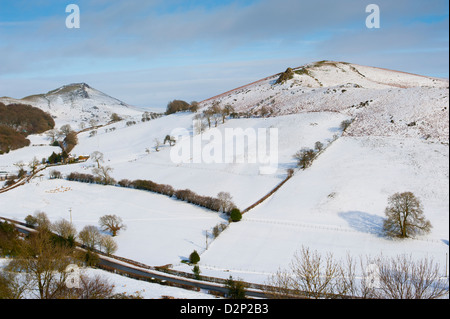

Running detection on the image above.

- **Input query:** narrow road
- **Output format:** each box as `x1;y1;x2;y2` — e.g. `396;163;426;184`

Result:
97;258;269;298
0;166;47;194
0;216;272;299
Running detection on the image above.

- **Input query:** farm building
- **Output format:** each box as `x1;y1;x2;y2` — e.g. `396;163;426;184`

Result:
0;171;8;181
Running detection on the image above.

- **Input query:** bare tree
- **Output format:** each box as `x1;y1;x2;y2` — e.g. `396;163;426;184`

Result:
217;104;235;123
6;231;77;299
59;124;73;140
213;113;221;127
374;254;448;299
52;219;77;240
267;249;449;299
340;119;353;132
25;211;52;231
1;232;126;299
89;119;98;128
13;161;27;178
193;114;207;135
78;122;86;131
90;151;104;168
98;215;126;237
203;107;215;128
78;225;102;250
383;192;432;238
99;235;118;255
0;270;29;299
45;129;59;144
267;246;342;299
293;148;316;169
314;141;324;152
154;138;162;152
164;135;176;146
92;165;114;185
224;104;235;117
217;192;236;214
56;273;116;299
63;131;78;153
28;157;40;175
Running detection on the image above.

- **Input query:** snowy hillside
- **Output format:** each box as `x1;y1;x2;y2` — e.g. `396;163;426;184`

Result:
0;83;145;128
195;136;449;282
56;111;349;209
0;61;448;294
200;61;449;142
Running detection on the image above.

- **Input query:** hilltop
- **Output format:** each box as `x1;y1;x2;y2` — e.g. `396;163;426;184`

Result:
0;83;145;128
200;61;449;142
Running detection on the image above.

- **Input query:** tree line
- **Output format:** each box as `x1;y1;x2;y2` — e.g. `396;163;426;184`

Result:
266;246;448;299
0;102;55;154
0;212;138;299
45;123;78;154
63;171;239;215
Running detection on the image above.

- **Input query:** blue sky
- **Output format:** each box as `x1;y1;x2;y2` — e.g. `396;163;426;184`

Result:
0;0;448;109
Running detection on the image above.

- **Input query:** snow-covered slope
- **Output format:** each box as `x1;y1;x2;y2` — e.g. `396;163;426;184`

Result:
65;111;348;208
1;61;448;290
200;61;449;142
0;83;145;128
196;136;449;282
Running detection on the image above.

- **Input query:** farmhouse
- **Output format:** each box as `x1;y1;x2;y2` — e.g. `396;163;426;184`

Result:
0;171;8;181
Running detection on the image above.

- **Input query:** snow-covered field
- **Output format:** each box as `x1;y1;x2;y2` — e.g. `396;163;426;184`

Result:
191;136;449;283
0;178;224;266
40;111;349;209
0;134;61;173
1;61;448;297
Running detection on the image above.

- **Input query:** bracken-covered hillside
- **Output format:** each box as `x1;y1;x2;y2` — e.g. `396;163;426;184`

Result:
200;61;449;142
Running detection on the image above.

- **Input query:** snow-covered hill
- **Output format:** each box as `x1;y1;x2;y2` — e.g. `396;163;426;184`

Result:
200;61;449;142
0;61;448;292
0;83;145;128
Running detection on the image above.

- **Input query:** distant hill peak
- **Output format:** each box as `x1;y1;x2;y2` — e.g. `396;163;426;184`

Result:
1;83;144;127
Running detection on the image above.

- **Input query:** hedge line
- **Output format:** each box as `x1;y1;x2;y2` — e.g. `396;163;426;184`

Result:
66;173;226;213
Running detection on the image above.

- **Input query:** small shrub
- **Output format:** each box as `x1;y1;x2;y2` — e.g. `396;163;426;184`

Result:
276;68;294;84
286;168;295;178
230;208;242;222
166;100;191;115
48;152;62;164
212;223;228;238
4;177;17;187
314;141;324;152
189;250;200;264
293;148;317;169
110;113;122;122
193;265;201;280
340;119;353;131
49;170;62;179
24;215;37;228
82;250;100;267
225;276;247;299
